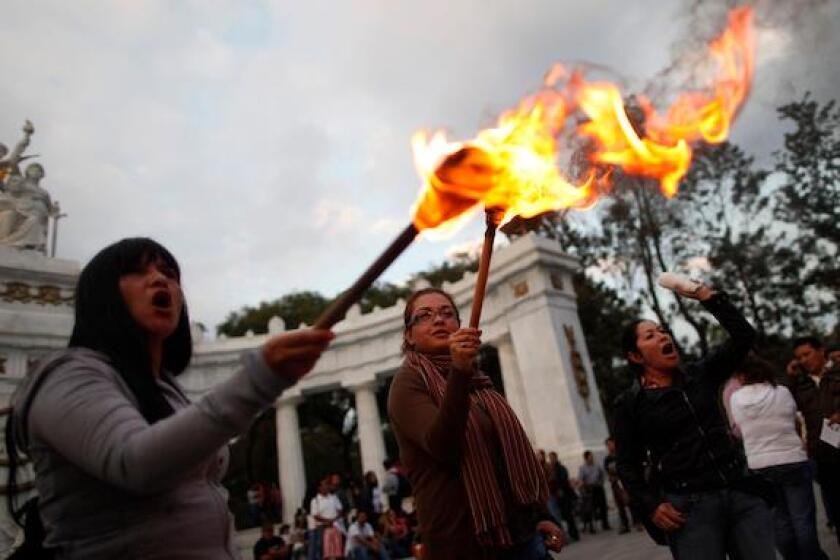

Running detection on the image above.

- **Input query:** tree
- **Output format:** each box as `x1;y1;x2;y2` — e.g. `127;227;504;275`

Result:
572;273;642;428
771;94;839;321
217;291;329;337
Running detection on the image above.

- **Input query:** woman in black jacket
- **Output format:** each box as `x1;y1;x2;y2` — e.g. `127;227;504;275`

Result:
613;282;774;560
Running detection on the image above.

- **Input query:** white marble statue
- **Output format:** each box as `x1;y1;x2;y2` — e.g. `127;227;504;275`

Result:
0;163;57;252
0;120;35;184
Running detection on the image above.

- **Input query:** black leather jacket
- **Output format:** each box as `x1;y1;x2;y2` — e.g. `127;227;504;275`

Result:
613;293;756;519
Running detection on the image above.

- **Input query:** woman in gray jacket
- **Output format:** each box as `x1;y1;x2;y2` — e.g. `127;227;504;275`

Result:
6;237;333;559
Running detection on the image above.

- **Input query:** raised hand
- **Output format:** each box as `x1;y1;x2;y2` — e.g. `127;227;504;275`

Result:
449;328;482;374
261;328;334;383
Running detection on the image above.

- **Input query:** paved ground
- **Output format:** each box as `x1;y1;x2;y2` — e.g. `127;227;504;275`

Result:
237;495;839;559
552;496;839;560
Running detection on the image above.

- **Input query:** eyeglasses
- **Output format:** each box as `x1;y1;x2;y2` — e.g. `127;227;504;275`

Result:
409;306;458;326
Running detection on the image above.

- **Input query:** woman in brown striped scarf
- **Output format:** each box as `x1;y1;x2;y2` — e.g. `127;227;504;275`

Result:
387;288;565;559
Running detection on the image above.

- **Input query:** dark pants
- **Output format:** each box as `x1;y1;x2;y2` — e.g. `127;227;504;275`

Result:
349;546;391;560
499;533;550;560
611;480;636;531
589;485;610;530
307;527;323;560
759;462;828;560
665;488;775;560
814;456;840;545
558;495;580;540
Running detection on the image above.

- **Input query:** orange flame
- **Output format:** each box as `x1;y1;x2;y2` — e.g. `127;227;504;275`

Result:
411;6;754;232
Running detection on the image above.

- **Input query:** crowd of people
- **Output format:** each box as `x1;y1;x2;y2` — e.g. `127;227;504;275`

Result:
613;282;840;560
252;465;417;560
3;236;838;560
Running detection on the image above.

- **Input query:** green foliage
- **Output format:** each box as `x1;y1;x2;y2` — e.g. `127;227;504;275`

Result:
298;391;361;485
215;255;478;337
217;291;329;337
358;282;410;314
770;95;840;317
412;256;479;287
572;273;641;428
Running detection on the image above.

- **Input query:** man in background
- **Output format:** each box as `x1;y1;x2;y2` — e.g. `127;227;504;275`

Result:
786;336;840;545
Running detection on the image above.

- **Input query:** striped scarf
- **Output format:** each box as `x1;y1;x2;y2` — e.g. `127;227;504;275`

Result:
404;351;549;547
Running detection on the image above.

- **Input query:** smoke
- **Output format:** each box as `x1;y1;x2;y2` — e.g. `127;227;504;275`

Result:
644;0;835;104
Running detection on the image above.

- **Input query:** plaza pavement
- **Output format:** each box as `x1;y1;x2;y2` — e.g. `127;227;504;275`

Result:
550;495;839;560
236;496;839;559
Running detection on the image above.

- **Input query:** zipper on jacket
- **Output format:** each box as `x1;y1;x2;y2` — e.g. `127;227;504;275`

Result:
681;390;728;485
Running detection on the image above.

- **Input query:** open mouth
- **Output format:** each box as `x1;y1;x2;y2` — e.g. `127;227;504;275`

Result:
662;342;676;356
151;290;172;310
432;329;450;337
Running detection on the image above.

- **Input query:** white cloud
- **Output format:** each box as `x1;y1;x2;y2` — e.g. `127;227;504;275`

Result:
0;0;836;331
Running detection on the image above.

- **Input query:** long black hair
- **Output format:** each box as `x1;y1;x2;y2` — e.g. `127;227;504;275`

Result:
738;354;778;387
5;238;192;550
68;237;192;423
621;319;647;377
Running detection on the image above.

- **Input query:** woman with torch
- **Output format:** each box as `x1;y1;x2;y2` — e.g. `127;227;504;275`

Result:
387;287;565;559
5;238;334;559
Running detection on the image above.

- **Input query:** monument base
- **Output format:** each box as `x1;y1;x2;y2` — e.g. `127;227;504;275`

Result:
0;246;79;551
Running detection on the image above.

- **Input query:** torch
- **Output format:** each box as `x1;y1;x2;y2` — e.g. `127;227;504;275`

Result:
468;208;503;328
312;147;493;329
313;223;418;329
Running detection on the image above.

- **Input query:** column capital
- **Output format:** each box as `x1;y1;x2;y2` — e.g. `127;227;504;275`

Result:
345;377;379;393
276;391;304;407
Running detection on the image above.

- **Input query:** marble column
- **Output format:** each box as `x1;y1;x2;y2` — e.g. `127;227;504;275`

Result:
351;379;387;486
495;336;535;442
275;394;306;523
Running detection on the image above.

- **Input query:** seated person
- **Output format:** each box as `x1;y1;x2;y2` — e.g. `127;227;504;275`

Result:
380;509;412;558
253;523;288;560
346;511;390;560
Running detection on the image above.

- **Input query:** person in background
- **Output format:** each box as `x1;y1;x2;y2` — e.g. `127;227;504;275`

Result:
548;452;579;542
786;336;840;545
310;478;344;560
361;471;383;518
380;509;411;559
382;459;402;514
270;483;284;522
613;281;775;559
346;510;390;560
730;355;827;560
721;375;744;439
827;344;840;368
543;452;562;529
604;438;636;534
290;509;308;560
329;473;352;514
249;483;266;526
578;451;610;533
254;523;289;560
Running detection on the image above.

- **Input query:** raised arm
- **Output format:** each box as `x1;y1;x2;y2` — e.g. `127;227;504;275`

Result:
387;365;471;465
27;349;295;495
695;292;756;385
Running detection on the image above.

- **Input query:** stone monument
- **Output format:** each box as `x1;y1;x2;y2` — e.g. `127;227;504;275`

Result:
0;121;61;255
0;121;78;552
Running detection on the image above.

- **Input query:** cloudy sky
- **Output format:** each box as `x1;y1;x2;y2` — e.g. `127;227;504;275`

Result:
1;0;837;332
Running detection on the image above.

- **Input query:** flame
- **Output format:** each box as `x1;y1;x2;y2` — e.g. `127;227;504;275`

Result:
411;6;754;232
412;90;598;234
577;6;754;197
